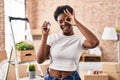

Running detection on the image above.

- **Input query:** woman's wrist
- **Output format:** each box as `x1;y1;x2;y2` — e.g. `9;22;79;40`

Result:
42;33;48;39
74;19;79;26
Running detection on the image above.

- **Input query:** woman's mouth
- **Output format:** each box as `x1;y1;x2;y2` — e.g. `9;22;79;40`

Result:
61;24;71;32
63;26;70;31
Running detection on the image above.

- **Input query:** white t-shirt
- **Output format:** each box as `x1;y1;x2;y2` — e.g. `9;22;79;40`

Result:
47;33;85;71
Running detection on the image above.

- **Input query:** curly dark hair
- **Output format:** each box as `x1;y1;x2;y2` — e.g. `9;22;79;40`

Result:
54;5;73;21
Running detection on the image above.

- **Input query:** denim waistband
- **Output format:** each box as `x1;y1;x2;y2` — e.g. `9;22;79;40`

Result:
44;69;81;80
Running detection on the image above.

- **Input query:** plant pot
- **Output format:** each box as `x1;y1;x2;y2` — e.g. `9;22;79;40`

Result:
29;71;36;79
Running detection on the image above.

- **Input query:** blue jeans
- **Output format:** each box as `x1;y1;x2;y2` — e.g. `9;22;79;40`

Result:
44;69;81;80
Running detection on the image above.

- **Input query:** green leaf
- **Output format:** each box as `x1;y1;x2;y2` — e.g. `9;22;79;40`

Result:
29;64;36;71
15;41;34;51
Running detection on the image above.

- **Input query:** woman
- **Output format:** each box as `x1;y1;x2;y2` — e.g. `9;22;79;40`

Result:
37;5;99;80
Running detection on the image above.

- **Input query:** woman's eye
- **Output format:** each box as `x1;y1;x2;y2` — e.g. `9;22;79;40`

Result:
66;18;70;21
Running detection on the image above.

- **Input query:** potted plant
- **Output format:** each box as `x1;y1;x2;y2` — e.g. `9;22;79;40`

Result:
28;64;36;78
15;41;34;51
14;41;36;62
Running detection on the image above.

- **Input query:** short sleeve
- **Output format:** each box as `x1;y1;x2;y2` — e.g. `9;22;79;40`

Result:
80;36;86;50
47;33;61;46
47;35;53;46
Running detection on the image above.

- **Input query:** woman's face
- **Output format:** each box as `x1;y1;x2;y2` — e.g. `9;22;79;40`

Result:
57;13;74;36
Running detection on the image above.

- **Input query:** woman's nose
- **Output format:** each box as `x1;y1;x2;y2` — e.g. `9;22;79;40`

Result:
61;21;66;25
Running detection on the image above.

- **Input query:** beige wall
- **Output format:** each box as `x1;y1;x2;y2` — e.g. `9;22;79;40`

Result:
27;0;120;61
0;0;5;50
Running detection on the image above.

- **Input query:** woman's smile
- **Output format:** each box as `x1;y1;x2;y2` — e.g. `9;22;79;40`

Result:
62;25;71;32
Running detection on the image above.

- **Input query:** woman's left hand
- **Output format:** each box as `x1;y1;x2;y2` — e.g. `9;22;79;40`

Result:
64;9;77;26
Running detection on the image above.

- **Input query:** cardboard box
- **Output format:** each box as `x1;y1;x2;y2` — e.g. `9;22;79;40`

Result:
84;73;108;80
7;64;40;80
7;64;27;80
107;72;120;80
102;62;120;73
79;71;108;80
11;50;36;62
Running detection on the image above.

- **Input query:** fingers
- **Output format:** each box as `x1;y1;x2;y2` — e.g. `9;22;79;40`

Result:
41;21;47;28
64;9;72;16
64;9;73;23
41;21;50;33
64;10;69;16
64;9;71;23
41;21;50;28
47;22;51;29
65;16;71;24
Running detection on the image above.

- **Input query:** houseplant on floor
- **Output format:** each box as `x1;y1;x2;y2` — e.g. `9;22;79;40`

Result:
28;64;36;78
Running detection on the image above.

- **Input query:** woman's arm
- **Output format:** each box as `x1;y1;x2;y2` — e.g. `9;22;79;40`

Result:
37;21;50;64
75;21;99;49
64;9;99;49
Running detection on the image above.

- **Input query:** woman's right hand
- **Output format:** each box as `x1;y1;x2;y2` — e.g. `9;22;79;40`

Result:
41;21;50;36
